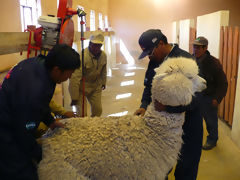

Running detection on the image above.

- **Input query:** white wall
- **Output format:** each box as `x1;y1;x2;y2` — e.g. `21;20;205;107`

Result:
179;19;194;52
171;21;179;44
231;56;240;148
196;10;229;58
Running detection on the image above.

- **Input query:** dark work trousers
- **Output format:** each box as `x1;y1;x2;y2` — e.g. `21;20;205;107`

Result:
201;95;218;144
174;140;202;180
0;128;39;180
174;109;203;180
165;108;203;180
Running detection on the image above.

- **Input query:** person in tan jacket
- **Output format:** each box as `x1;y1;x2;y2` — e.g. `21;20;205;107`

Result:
69;33;107;117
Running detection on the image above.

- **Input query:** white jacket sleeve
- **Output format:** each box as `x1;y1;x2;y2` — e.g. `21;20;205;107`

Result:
69;67;82;100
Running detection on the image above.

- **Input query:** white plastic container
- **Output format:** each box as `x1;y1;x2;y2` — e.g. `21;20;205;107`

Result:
38;16;61;29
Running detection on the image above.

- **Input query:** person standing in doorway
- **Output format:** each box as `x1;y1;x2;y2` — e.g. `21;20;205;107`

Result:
193;36;228;150
69;33;107;117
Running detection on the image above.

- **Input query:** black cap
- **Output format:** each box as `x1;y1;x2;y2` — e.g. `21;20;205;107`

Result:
138;29;163;59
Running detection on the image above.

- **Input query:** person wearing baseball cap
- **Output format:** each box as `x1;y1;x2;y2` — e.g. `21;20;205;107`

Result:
90;33;104;45
135;29;203;180
193;36;228;151
192;36;208;58
138;29;163;59
69;33;107;117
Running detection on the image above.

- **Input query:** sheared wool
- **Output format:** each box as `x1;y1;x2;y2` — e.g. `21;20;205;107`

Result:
38;57;206;180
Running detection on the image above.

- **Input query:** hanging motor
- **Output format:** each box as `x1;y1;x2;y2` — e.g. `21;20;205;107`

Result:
38;15;61;50
24;0;86;56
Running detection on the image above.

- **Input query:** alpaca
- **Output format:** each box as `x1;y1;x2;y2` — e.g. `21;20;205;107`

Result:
38;57;206;180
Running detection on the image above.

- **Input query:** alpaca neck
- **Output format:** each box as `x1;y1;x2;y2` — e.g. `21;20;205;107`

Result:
143;103;185;131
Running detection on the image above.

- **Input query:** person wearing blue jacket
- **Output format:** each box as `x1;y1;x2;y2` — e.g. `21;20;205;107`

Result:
134;29;203;180
0;44;80;180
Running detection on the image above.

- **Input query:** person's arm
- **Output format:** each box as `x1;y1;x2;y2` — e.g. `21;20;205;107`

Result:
49;99;75;118
212;62;228;104
49;99;67;115
69;67;82;103
140;84;152;109
140;64;156;109
134;86;150;116
135;65;155;116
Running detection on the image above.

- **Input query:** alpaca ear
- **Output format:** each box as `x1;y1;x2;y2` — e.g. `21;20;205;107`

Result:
154;73;168;80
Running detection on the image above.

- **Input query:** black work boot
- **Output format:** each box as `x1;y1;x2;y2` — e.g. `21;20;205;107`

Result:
202;140;217;150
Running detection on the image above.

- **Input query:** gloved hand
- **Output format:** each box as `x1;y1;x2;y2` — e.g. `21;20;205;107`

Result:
212;99;218;107
63;111;76;118
102;85;106;90
134;108;146;116
49;121;65;130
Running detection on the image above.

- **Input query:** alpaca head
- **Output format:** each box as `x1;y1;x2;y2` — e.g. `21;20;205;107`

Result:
152;57;206;106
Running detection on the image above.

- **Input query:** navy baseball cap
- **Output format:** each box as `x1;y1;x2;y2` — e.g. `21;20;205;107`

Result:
138;29;163;59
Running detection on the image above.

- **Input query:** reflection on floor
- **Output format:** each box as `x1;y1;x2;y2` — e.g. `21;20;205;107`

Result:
102;60;240;180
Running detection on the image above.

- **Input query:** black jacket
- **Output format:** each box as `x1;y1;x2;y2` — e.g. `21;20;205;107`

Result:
196;50;228;103
0;55;55;162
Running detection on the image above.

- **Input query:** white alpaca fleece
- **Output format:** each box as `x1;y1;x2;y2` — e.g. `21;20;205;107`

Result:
38;57;206;180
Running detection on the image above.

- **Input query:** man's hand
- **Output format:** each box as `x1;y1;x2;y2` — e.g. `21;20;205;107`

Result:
49;121;65;130
154;100;166;112
63;111;76;118
102;85;106;90
134;108;146;116
71;100;78;106
212;99;218;107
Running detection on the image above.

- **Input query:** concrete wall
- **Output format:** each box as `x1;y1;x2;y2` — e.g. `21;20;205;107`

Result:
0;0;24;72
72;0;109;31
1;0;22;32
232;56;240;148
179;19;194;52
109;0;240;60
196;11;229;58
172;21;179;44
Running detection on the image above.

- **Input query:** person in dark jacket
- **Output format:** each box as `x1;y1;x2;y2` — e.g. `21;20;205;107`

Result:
0;44;80;180
134;29;203;180
193;36;228;150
